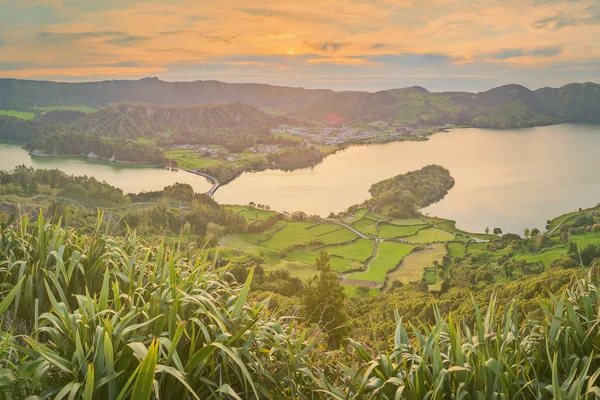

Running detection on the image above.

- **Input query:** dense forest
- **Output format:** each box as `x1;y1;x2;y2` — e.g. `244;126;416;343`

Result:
363;165;455;217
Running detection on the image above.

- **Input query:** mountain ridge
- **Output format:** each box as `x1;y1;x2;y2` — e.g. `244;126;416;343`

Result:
1;77;600;128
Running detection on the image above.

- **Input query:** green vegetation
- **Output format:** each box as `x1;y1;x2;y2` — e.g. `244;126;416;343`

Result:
164;149;222;169
447;241;467;258
0;109;35;120
404;227;456;243
33;105;96;113
387;243;446;286
3;159;600;397
307;222;343;236
378;222;425;238
325;239;374;262
347;242;416;284
318;227;358;245
366;165;455;218
261;222;317;249
351;217;378;235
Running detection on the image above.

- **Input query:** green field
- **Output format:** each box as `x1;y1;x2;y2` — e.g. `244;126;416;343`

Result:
513;247;566;267
352;218;378;235
307;223;343;236
467;242;512;256
33;106;96;113
404;227;455;243
236;220;287;244
389;218;425;226
343;283;379;297
345;208;369;224
0;109;35;120
386;244;446;286
325;239;374;262
165;149;223;170
261;222;316;249
226;205;278;222
570;233;600;248
318;228;358;245
447;242;466;258
264;261;319;280
378;223;425;238
347;242;415;284
285;249;361;273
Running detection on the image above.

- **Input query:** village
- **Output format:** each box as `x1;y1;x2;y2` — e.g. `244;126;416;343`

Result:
272;125;415;145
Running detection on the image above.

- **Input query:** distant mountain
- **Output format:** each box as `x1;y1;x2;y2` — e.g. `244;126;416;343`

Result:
0;77;332;112
293;83;598;127
536;82;600;121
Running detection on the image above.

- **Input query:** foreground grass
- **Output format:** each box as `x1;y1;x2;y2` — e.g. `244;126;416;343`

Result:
3;216;600;398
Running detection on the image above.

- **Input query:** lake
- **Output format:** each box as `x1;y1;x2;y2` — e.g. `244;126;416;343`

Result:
2;124;599;234
215;123;600;234
0;143;213;194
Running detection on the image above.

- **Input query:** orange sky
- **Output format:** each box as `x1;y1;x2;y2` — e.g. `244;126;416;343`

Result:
0;0;599;91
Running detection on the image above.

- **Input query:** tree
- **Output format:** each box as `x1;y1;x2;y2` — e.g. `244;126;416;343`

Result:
302;251;349;348
493;227;502;236
485;227;490;235
524;228;530;239
530;228;540;237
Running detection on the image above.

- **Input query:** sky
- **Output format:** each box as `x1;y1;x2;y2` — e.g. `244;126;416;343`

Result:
0;0;599;92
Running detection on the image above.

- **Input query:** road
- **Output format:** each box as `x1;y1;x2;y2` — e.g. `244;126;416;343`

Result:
183;169;220;197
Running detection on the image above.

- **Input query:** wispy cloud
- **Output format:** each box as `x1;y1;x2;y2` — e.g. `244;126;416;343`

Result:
0;0;598;89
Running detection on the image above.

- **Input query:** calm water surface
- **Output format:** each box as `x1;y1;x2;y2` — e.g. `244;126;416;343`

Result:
216;123;600;233
0;143;213;194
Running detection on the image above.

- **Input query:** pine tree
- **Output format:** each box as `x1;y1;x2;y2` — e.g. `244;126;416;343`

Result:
302;251;349;348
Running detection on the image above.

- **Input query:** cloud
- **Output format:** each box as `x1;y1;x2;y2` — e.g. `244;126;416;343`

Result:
0;0;599;89
489;46;562;60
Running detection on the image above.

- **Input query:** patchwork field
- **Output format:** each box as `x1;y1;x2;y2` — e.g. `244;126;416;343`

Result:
307;223;342;236
325;239;374;262
512;247;566;267
319;228;359;245
378;223;425;238
404;227;456;243
219;209;502;291
351;218;378;235
447;242;466;258
387;243;446;286
226;205;279;222
165;149;223;170
261;222;317;249
346;242;416;284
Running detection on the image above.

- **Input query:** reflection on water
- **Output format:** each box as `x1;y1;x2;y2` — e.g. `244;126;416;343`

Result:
216;124;600;233
0;143;213;194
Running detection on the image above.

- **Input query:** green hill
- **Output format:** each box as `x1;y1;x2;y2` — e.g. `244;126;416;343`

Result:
294;83;573;127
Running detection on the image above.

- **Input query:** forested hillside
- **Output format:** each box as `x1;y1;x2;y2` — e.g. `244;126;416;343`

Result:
294;83;599;127
3;78;600;129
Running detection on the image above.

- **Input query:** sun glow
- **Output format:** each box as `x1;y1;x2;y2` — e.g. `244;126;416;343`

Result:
286;48;295;55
